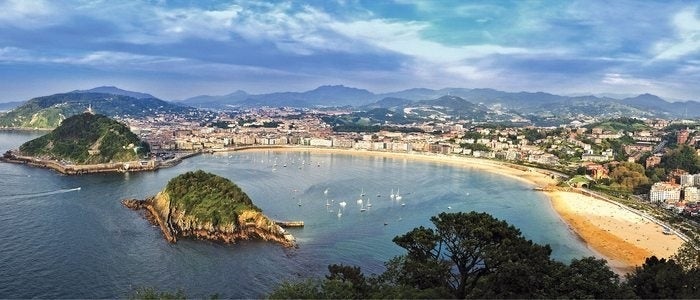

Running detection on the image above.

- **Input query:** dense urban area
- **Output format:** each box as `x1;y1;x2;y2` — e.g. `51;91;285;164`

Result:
112;105;700;238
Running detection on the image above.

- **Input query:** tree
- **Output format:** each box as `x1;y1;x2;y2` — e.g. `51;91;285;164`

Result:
556;257;634;299
609;162;650;193
661;145;700;173
389;212;557;298
671;239;700;271
625;256;689;299
269;212;633;299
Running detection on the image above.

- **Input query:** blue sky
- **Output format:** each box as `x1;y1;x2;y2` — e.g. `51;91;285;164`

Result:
0;0;699;102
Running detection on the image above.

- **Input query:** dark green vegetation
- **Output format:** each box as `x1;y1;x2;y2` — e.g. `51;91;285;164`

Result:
269;212;700;299
640;145;700;185
661;145;700;174
0;91;192;128
164;170;260;226
588;117;650;132
19;113;148;164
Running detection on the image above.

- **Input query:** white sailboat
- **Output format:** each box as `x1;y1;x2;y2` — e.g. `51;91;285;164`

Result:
390;188;395;199
395;188;403;200
324;188;329;195
337;208;342;217
360;188;365;197
366;197;372;207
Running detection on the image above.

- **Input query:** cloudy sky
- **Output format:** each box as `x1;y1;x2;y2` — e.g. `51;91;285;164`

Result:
0;0;699;102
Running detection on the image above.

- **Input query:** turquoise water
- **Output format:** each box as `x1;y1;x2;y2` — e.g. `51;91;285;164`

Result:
0;132;593;298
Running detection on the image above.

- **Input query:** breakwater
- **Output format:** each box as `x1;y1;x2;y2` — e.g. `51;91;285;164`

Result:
1;150;157;175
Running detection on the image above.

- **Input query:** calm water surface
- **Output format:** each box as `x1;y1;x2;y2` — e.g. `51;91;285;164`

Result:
0;131;594;298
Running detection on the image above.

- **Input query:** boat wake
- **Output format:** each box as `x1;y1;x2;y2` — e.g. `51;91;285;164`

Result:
0;187;81;201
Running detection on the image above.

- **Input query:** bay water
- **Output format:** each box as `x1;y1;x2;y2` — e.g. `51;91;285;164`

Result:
0;132;593;298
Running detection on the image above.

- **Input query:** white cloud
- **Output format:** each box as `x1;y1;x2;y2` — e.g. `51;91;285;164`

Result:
0;0;63;28
653;6;700;60
602;73;653;87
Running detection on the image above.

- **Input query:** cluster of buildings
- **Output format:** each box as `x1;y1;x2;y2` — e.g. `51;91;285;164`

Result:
117;107;700;175
649;173;700;204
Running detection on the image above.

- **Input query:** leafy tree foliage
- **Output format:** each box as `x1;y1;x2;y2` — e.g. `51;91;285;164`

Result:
671;238;700;271
624;256;700;298
269;212;632;299
608;162;650;193
661;145;700;173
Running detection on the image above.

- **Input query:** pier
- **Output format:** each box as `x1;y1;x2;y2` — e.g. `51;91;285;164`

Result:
274;220;305;228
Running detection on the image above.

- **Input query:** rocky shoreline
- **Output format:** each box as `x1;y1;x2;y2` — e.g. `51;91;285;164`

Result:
122;193;296;248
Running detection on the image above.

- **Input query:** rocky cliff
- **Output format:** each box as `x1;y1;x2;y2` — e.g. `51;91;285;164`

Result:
123;170;295;247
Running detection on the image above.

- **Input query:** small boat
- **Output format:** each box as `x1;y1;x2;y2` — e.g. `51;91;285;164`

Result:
360;188;365;197
447;206;452;210
367;197;372;207
337;209;342;217
324;188;329;195
376;193;381;197
663;227;673;235
339;201;347;208
401;203;405;207
357;198;363;205
390;189;395;199
395;188;403;200
326;198;330;206
76;187;81;191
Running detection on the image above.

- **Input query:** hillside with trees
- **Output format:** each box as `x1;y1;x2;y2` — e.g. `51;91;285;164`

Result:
18;113;148;164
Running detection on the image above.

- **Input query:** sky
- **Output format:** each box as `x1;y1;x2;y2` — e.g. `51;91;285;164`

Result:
0;0;699;102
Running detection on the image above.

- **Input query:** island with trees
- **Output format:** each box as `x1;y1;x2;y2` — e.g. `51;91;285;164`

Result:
122;170;295;247
1;112;155;174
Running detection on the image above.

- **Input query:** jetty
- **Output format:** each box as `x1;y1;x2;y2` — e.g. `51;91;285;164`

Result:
274;220;305;228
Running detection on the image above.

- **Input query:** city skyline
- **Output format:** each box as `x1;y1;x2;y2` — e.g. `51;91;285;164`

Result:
0;0;699;102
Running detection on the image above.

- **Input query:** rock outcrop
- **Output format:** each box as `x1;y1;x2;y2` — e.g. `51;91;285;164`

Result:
122;170;295;247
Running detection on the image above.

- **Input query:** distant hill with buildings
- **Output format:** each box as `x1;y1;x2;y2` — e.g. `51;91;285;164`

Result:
0;87;193;129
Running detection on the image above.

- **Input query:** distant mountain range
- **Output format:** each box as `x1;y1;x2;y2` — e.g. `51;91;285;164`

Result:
0;87;192;128
179;85;700;120
2;85;699;129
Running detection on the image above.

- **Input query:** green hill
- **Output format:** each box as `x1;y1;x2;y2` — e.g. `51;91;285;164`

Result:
164;170;261;226
18;113;148;164
123;170;292;246
0;91;192;129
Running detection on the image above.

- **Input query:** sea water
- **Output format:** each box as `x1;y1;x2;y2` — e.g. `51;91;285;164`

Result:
0;132;593;298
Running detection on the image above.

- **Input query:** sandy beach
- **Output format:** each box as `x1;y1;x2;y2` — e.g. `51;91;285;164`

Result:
547;191;683;271
231;147;684;270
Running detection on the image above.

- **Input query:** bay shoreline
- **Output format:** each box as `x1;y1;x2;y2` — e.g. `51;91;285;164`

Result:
223;145;684;272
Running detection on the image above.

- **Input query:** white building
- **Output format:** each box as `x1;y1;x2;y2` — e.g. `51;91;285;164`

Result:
650;182;682;203
684;187;700;202
680;174;695;187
